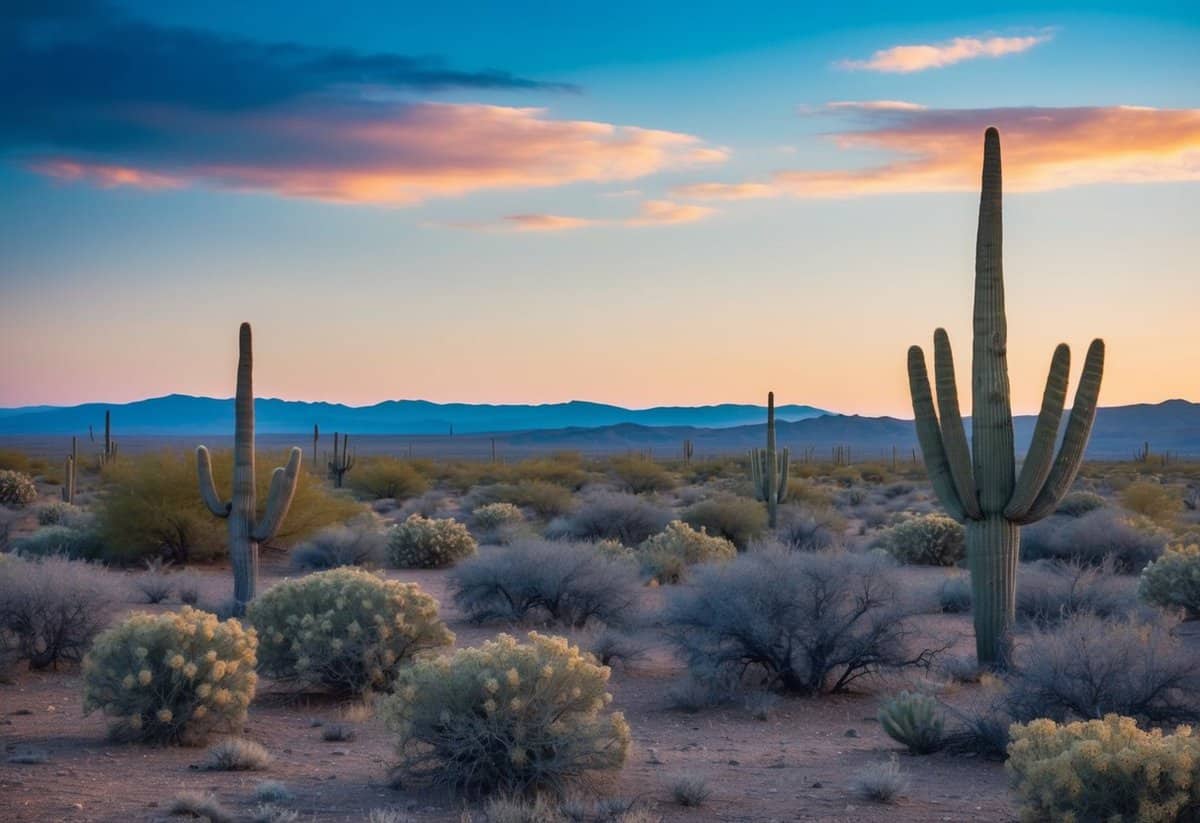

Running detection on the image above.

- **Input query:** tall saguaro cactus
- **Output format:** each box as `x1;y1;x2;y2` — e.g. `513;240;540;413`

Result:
197;323;302;615
327;432;355;488
749;391;789;528
62;436;77;504
907;128;1105;666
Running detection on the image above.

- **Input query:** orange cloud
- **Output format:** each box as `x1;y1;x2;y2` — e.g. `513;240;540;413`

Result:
456;199;717;233
627;199;715;226
504;214;599;232
25;103;726;205
839;34;1051;73
674;105;1200;200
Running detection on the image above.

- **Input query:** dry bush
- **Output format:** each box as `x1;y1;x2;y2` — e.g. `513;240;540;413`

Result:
0;555;124;669
681;493;767;550
1121;480;1183;524
346;457;429;501
1139;543;1200;617
850;756;907;804
548;491;670;546
82;606;257;743
636;520;735;584
1054;491;1107;517
1020;509;1166;571
664;550;929;695
470;502;527;544
168;791;234;822
0;470;37;507
386;514;477;568
874;514;965;566
465;481;576;520
774;505;845;552
249;567;453;694
670;777;711;807
381;632;630;797
201;737;272;770
290;517;388;571
606;456;676;494
451;540;641;629
1015;558;1137;626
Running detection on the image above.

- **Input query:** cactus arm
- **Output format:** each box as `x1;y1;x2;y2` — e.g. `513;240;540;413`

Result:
196;445;231;517
1004;344;1071;520
778;446;790;503
1014;339;1106;524
932;328;982;520
971;127;1016;514
253;447;302;542
908;345;968;522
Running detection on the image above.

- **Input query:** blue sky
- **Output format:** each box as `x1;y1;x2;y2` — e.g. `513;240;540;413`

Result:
1;1;1197;413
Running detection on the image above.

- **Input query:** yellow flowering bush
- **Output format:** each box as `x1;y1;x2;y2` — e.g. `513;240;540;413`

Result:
248;567;453;694
82;606;257;744
381;632;630;796
1007;715;1200;822
387;514;477;568
637;520;736;584
1140;544;1200;617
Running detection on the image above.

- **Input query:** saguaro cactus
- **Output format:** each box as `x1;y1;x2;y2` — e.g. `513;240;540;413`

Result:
197;323;302;615
907;128;1105;666
62;436;77;504
312;423;320;468
682;439;694;464
327;432;355;488
99;409;118;465
749;391;789;527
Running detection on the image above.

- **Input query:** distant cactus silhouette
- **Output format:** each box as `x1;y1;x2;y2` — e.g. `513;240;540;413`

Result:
907;128;1105;666
62;436;77;504
197;323;302;615
749;391;789;528
327;431;356;487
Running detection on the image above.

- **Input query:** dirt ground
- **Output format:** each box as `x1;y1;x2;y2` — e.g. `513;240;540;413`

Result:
0;552;1017;823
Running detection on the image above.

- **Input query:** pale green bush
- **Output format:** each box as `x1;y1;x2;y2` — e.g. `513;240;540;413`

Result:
248;567;453;694
1007;714;1200;822
877;514;965;566
637;520;735;584
0;470;37;507
1139;544;1200;617
381;632;629;796
878;691;944;754
82;606;258;743
387;514;477;568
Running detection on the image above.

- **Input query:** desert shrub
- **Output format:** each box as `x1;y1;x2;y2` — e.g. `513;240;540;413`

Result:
878;691;944;754
664;550;924;695
607;456;675;494
0;555;124;669
876;514;965;566
681;493;767;550
1007;714;1200;823
175;572;202;605
0;449;35;473
451;540;640;628
587;628;648;669
346;457;429;501
1016;558;1137;627
0;470;37;507
670;777;711;807
249;567;453;694
467;481;576;520
943;690;1017;758
254;781;293;803
937;575;973;613
636;520;735;584
136;557;176;603
1055;491;1107;517
775;505;844;552
386;514;477;568
549;491;669;545
1121;480;1183;524
1007;612;1200;724
97;451;361;564
321;723;355;742
1139;544;1200;617
12;524;103;559
201;737;272;770
381;632;630;796
168;791;234;823
35;501;84;527
471;502;526;544
290;518;388;571
1020;509;1166;571
82;606;257;743
510;453;590;489
850;756;907;804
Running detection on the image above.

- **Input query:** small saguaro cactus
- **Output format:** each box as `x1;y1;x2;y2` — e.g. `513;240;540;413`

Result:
327;432;355;488
312;423;320;468
197;323;302;615
62;436;77;503
749;391;789;528
907;128;1105;667
683;439;694;463
99;409;117;466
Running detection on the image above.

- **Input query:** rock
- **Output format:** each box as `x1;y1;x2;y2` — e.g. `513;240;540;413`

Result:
844;729;858;738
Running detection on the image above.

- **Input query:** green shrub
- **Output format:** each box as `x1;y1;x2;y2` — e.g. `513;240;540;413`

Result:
681;494;767;550
346;458;428;501
607;456;675;494
35;501;84;527
13;525;103;559
468;481;575;520
877;514;965;566
878;691;944;754
471;502;526;543
1055;491;1107;517
1007;715;1200;823
248;567;453;694
0;449;35;473
381;632;629;796
387;514;477;568
1121;481;1182;524
637;520;736;584
0;470;37;507
1139;544;1200;617
98;451;360;564
82;606;258;743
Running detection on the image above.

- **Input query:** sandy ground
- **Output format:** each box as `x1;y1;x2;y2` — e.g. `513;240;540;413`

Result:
0;552;1018;823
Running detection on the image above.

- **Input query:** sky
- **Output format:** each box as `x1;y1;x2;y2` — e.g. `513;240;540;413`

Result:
1;0;1197;416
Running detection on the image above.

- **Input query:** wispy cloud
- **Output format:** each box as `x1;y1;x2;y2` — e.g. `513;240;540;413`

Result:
674;104;1200;200
503;213;600;232
838;34;1051;73
452;199;717;232
4;2;725;204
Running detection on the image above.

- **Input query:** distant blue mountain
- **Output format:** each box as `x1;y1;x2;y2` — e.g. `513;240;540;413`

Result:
0;395;828;436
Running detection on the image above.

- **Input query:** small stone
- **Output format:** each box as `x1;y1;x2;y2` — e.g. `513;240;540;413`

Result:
844;729;858;738
812;782;823;788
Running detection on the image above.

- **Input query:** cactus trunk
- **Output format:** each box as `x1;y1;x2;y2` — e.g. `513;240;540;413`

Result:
967;516;1019;666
